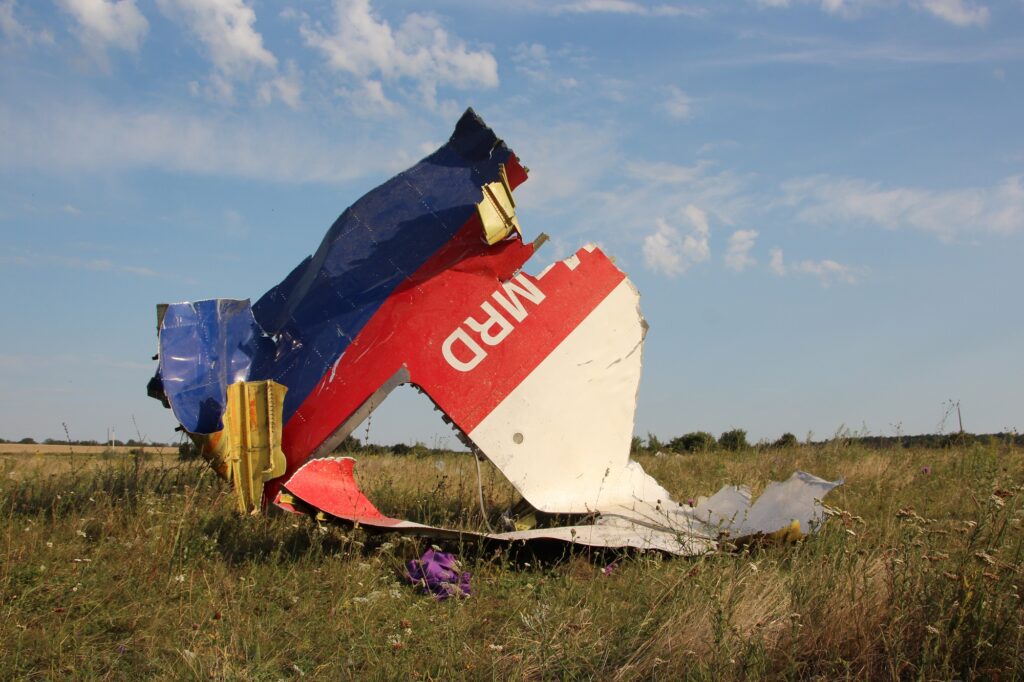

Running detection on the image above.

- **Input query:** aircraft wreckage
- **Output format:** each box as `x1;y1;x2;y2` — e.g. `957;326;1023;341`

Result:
148;109;840;556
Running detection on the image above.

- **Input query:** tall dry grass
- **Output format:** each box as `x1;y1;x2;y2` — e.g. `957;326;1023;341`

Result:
1;440;1021;679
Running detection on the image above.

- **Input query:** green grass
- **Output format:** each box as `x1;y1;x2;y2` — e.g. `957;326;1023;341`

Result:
1;441;1022;680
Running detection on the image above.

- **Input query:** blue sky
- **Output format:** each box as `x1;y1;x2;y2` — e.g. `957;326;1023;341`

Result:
1;0;1021;447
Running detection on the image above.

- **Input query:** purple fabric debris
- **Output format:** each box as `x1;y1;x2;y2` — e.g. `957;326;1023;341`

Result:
406;549;471;599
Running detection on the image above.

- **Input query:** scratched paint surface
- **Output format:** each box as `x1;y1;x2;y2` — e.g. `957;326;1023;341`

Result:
154;108;526;440
151;108;842;543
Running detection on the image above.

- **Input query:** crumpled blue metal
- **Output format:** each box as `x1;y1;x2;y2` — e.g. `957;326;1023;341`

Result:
157;299;273;434
154;108;516;436
406;549;471;599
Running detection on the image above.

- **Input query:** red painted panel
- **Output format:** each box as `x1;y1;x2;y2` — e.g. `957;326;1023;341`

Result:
281;457;403;526
275;154;624;500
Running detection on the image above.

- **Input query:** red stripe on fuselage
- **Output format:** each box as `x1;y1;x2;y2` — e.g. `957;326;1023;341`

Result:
280;237;624;471
276;155;624;496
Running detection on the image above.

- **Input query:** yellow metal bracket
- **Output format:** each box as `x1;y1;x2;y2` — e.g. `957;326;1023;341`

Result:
477;163;521;245
191;380;288;513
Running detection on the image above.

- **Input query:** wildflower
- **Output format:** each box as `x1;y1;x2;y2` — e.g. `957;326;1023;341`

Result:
921;466;931;475
175;574;185;583
602;563;617;576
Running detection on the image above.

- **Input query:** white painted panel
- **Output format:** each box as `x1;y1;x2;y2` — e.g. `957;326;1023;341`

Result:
468;279;675;514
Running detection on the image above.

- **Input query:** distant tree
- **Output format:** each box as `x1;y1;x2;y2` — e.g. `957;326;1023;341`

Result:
332;435;362;454
391;443;411;455
645;433;663;452
773;432;798;449
18;437;36;445
718;429;749;451
630;436;644;455
669;431;717;453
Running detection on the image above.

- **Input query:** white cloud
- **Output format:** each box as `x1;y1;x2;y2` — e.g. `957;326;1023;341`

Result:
301;0;498;110
642;205;711;277
643;219;685;276
158;0;276;75
781;174;1024;239
753;0;991;26
819;0;868;18
754;0;884;19
768;247;860;285
0;97;422;184
625;160;710;184
512;42;580;88
506;122;751;261
724;229;758;271
551;1;704;16
257;60;303;110
58;0;148;54
1;0;55;45
913;0;989;26
663;85;692;121
0;248;168;278
0;0;23;40
341;78;399;116
158;0;301;107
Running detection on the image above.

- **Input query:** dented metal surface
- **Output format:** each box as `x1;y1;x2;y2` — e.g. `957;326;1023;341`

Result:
149;108;841;555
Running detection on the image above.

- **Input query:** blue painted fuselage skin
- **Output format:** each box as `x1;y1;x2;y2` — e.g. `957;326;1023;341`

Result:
156;109;515;434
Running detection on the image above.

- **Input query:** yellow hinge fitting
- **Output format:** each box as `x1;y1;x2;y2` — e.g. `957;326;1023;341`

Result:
191;380;288;513
477;163;521;245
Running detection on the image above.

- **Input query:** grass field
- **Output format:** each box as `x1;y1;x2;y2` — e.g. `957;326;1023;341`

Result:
1;440;1022;680
0;444;179;456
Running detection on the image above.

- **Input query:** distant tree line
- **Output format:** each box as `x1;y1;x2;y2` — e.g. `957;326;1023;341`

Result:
0;437;176;447
631;429;1022;454
6;430;1022;457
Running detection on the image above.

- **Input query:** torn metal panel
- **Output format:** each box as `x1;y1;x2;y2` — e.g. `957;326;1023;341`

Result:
149;107;842;553
461;258;670;514
477;163;521;245
279;456;836;557
151;108;531;504
692;471;843;539
191;380;287;513
157;299;270;434
279;457;465;540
